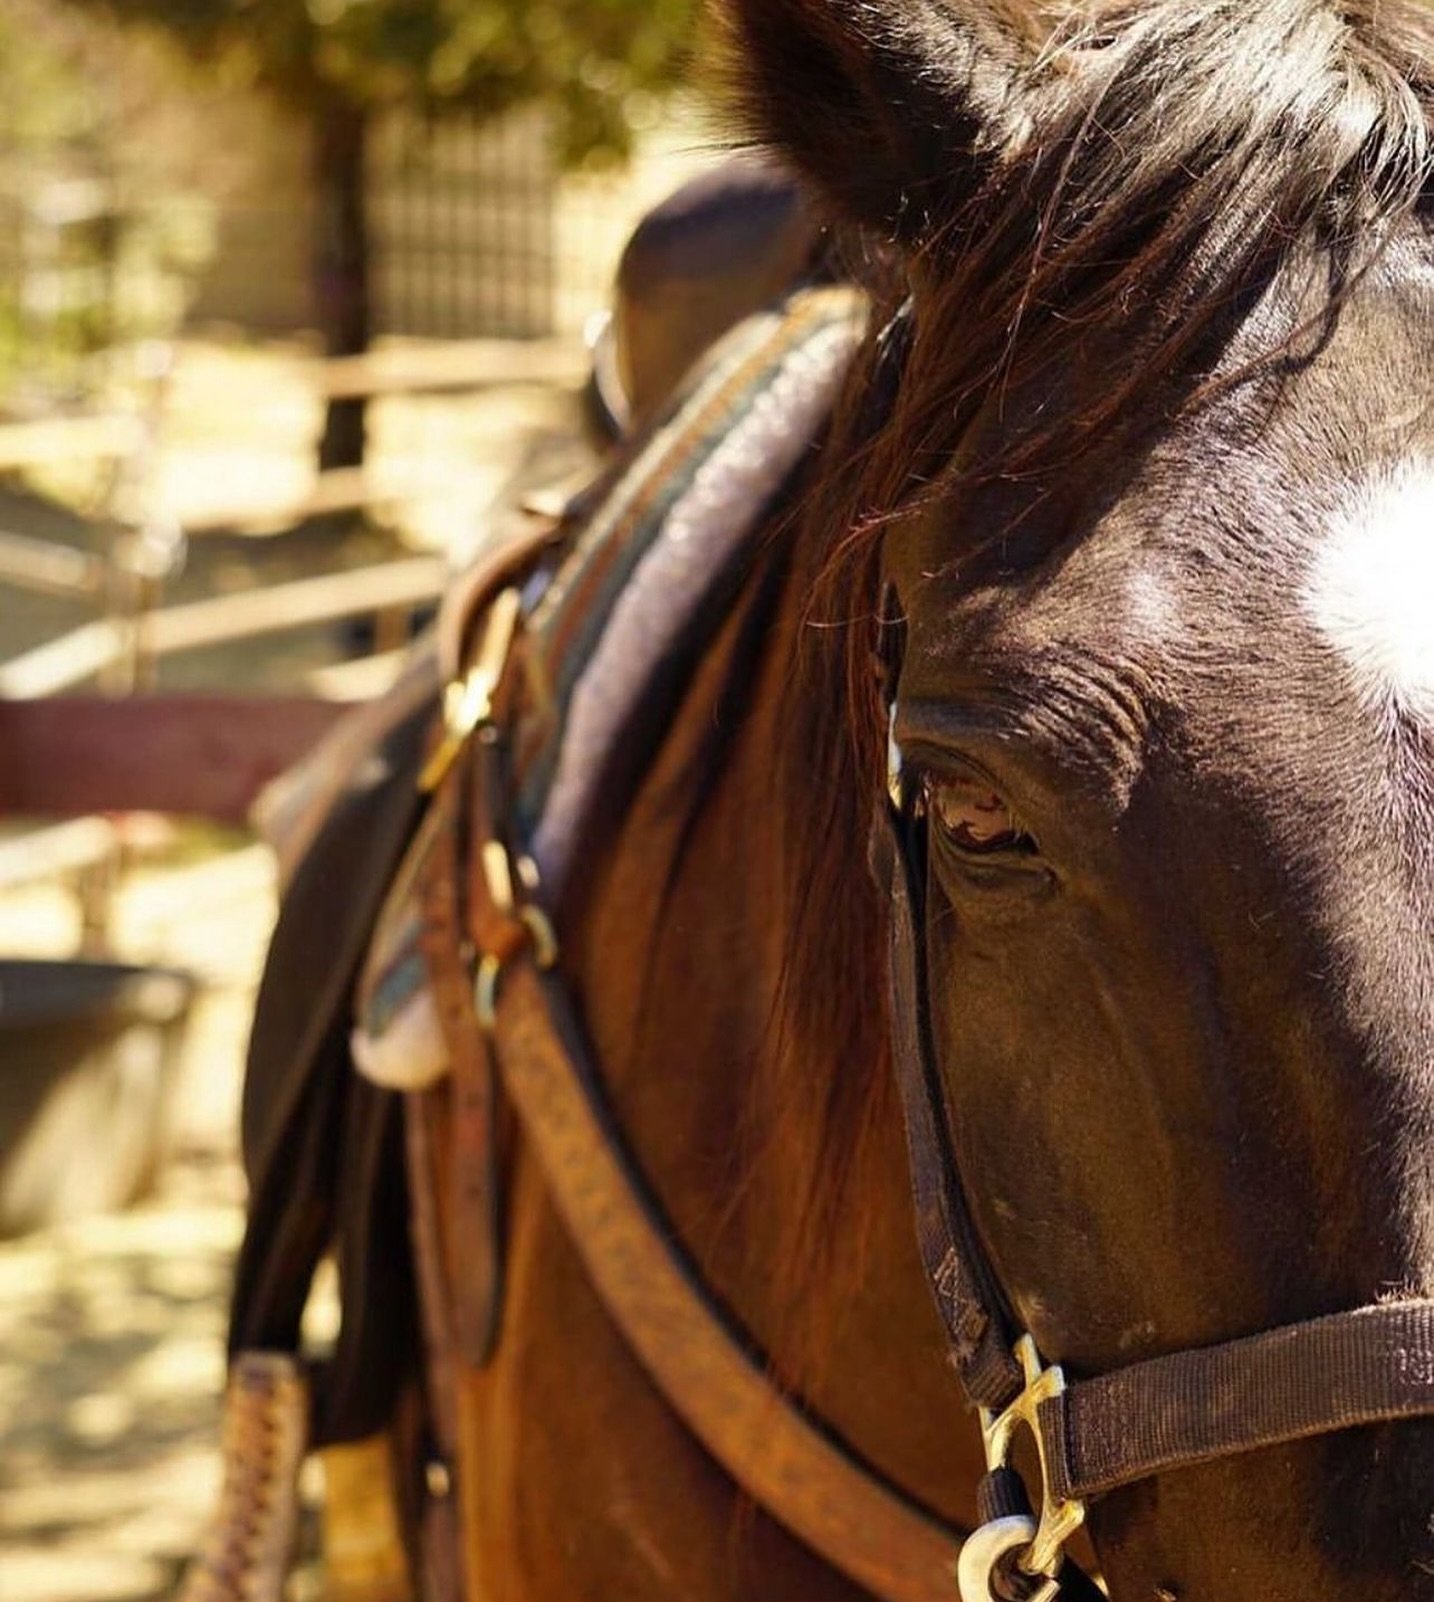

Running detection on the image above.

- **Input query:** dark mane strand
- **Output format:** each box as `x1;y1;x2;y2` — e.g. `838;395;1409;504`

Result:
762;0;1434;1380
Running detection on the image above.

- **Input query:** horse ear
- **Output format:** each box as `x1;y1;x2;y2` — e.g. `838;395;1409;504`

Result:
721;0;1035;248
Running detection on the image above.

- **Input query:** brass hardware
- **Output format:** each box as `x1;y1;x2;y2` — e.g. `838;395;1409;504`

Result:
480;843;551;922
481;840;517;915
475;905;560;1032
957;1515;1058;1602
521;904;560;970
418;587;523;793
977;1335;1087;1583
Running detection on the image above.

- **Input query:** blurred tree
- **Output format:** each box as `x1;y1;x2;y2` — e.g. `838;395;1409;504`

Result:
62;0;699;468
0;2;217;400
0;6;92;153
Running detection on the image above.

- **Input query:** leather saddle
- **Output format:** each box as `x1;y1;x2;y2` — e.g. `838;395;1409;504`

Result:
589;154;824;441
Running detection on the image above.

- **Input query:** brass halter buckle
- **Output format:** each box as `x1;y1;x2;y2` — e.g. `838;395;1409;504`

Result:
414;581;560;1025
958;1336;1088;1602
473;833;558;1033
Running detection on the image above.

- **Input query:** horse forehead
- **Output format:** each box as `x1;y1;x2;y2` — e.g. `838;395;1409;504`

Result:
1305;457;1434;724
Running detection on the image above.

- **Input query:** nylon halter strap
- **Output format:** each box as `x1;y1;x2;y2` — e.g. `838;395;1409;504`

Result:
879;762;1434;1598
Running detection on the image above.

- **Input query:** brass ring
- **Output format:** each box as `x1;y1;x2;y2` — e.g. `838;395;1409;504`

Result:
474;953;504;1033
520;906;559;970
473;906;560;1033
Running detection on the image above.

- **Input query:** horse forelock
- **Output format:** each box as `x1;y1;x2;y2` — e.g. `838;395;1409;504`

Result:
886;0;1434;519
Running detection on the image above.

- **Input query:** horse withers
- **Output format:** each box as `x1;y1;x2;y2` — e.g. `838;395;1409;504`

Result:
194;4;1434;1601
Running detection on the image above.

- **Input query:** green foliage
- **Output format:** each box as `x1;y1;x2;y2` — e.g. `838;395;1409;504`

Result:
80;0;701;161
0;2;219;402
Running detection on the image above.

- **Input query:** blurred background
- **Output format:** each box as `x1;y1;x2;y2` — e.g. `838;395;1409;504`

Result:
0;1;713;1594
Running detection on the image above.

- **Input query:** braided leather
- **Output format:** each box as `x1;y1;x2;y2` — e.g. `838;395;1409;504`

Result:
179;1352;308;1602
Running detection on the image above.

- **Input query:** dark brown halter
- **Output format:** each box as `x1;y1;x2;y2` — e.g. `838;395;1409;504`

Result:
880;756;1434;1600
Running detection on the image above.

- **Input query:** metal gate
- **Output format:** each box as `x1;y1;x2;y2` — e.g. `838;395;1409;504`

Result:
369;108;559;341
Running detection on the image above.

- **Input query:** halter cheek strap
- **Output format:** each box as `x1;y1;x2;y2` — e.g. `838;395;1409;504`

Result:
881;801;1023;1409
879;791;1434;1595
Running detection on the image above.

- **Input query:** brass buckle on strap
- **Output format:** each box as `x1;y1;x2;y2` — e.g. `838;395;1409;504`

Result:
959;1336;1087;1602
473;836;559;1032
419;586;524;793
474;902;559;1031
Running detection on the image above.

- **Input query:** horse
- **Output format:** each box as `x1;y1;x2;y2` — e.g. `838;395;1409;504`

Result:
190;3;1434;1601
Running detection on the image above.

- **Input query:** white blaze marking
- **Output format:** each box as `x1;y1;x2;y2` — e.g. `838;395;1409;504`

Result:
1307;460;1434;720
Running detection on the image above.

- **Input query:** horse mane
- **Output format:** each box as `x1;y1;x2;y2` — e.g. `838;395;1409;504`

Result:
762;0;1434;1379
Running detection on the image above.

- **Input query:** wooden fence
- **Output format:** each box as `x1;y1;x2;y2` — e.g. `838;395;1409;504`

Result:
0;328;589;833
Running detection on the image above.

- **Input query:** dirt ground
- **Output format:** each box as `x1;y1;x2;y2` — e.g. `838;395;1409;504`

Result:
0;839;273;1602
0;346;593;1601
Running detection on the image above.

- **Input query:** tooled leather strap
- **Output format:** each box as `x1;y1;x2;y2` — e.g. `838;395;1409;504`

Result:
419;778;504;1367
883;797;1434;1502
417;501;576;1366
431;687;971;1599
488;958;971;1602
416;574;977;1601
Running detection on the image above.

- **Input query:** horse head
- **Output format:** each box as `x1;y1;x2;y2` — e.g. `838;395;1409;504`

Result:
730;1;1434;1596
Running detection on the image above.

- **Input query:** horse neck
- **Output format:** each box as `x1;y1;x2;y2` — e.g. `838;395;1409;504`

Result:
563;511;981;1520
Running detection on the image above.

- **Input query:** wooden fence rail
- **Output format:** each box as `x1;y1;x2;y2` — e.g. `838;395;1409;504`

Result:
0;413;140;473
0;695;349;823
309;336;585;400
0;530;105;598
0;556;445;698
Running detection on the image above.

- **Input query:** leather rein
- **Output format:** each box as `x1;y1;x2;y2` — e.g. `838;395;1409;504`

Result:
429;541;1434;1602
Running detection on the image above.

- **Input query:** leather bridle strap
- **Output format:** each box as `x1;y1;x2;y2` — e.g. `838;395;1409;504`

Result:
485;957;973;1602
882;791;1434;1538
430;668;973;1602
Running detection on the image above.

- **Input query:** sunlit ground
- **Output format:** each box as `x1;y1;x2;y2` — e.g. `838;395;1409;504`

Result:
0;839;270;1602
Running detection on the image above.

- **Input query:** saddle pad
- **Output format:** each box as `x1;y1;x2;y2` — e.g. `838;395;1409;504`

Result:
353;284;864;1089
515;282;865;894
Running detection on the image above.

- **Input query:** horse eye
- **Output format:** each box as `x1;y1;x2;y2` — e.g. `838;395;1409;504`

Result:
924;773;1034;856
